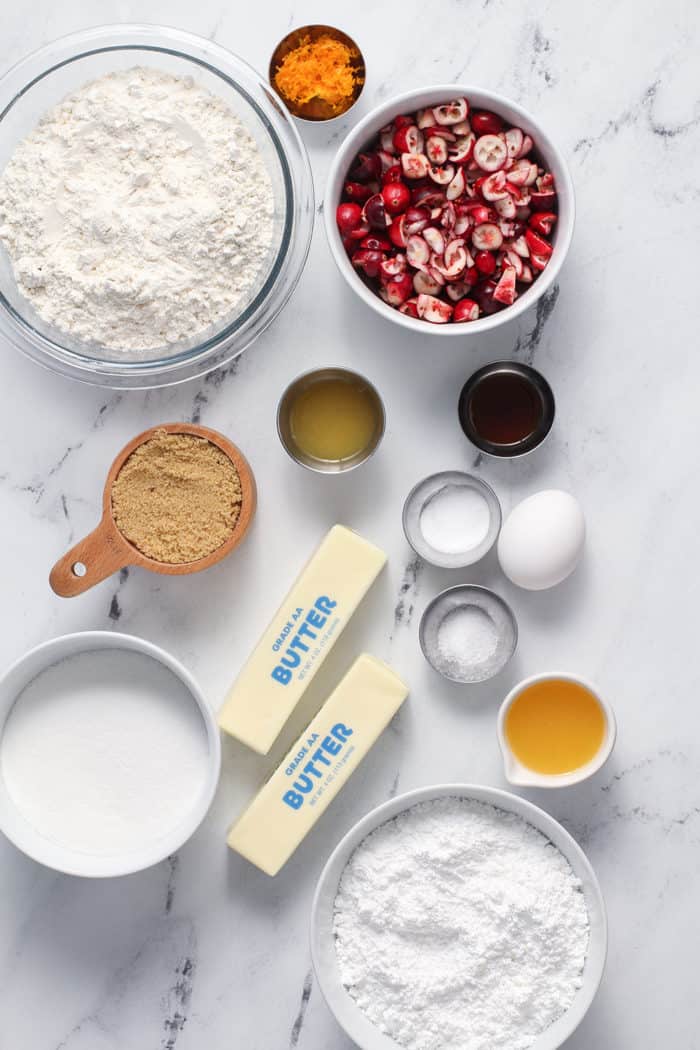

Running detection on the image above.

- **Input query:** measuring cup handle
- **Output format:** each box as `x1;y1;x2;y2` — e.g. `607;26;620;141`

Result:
49;519;131;597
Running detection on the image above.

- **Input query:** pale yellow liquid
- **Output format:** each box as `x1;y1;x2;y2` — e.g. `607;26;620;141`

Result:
289;377;378;461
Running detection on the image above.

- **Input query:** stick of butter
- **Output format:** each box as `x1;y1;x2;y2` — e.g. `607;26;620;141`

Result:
227;654;408;875
218;525;387;754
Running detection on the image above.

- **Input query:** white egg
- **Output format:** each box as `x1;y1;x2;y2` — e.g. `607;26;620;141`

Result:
497;490;585;590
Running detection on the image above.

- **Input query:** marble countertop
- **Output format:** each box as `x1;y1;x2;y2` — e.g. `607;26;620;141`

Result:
1;1;698;1047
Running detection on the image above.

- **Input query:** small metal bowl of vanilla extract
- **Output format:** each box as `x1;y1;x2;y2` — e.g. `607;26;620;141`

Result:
458;362;555;458
277;367;385;474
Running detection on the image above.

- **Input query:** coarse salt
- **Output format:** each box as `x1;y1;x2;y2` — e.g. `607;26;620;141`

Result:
437;604;499;676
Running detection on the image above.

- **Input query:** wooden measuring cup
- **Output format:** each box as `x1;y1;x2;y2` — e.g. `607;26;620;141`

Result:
50;423;256;597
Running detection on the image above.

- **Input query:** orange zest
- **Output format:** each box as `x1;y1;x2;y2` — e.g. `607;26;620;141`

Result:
274;35;359;113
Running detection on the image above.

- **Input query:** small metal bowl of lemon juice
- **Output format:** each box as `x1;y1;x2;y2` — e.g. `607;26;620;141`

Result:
277;367;385;473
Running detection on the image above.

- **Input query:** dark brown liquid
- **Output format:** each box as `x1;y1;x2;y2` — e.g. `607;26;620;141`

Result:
468;372;542;445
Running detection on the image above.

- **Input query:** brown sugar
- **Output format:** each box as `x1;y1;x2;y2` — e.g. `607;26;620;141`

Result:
111;429;242;564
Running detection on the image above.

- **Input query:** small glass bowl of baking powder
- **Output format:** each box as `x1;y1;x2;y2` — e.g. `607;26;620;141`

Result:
419;584;518;684
403;471;502;569
0;25;314;388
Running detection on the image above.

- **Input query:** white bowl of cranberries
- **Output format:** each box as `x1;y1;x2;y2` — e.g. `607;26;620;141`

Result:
325;85;574;331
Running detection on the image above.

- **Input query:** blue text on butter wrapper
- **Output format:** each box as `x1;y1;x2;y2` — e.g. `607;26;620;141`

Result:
282;724;353;809
271;596;337;685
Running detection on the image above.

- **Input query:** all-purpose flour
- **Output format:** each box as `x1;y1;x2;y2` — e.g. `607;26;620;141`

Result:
1;649;210;855
334;797;589;1050
0;67;274;350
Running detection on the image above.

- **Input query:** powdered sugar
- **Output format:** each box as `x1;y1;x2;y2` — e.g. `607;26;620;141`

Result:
0;67;274;350
334;797;589;1050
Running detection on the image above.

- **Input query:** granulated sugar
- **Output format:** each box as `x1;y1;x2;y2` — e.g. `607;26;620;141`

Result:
334;797;589;1050
437;605;499;676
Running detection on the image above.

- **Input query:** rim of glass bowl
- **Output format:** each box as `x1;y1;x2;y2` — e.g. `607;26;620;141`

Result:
0;25;314;388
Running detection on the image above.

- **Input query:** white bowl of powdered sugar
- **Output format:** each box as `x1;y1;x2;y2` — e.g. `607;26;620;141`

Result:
311;784;607;1050
0;26;313;387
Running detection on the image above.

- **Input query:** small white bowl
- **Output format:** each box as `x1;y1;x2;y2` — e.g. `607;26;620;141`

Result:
311;783;606;1050
497;672;617;788
324;84;574;336
0;631;221;877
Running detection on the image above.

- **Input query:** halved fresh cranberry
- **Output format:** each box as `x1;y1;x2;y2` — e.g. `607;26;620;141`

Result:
360;234;392;251
504;128;524;158
413;270;442;295
474;250;496;276
446;167;466;201
525;228;553;258
351;249;386;279
394;114;413;129
519;263;534;283
383;273;413;306
378;254;407;282
389;215;407;248
528;211;557;236
473;135;508;172
423;227;446;254
411;186;446;208
399;296;421;317
379;125;397;156
429;164;455;186
481;171;509;201
471;111;504;135
501;249;524;278
475;279;503;314
381;182;411;215
406;235;430;268
416;108;436;129
433;98;469;125
404;206;431;234
346;220;370;241
394;125;424;154
401;153;430;180
363;193;390;230
417;293;453;322
336;203;363;235
494;195;516;219
426;136;448;165
446;280;472;301
381;164;403;186
434;239;468;279
453;298;480;322
530;251;550;272
493;266;518;305
471;222;503;251
449;133;475;164
350;152;381;182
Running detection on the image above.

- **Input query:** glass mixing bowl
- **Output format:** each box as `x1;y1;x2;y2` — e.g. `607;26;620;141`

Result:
0;25;314;388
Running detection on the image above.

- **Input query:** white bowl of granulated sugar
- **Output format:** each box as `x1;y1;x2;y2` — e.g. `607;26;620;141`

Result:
311;784;607;1050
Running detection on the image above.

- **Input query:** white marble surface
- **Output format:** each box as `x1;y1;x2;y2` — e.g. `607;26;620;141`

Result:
0;1;698;1047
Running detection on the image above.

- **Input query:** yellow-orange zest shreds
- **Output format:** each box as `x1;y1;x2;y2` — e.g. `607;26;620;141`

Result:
274;35;360;113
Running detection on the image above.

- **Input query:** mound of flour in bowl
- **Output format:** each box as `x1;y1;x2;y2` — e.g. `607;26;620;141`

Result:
0;67;274;350
334;797;589;1050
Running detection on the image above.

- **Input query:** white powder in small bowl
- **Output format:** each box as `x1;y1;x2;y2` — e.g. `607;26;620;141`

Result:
1;648;210;856
419;484;491;554
334;796;590;1050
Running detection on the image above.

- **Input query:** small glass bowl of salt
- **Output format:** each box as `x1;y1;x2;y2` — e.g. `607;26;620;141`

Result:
420;585;518;684
403;471;501;568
